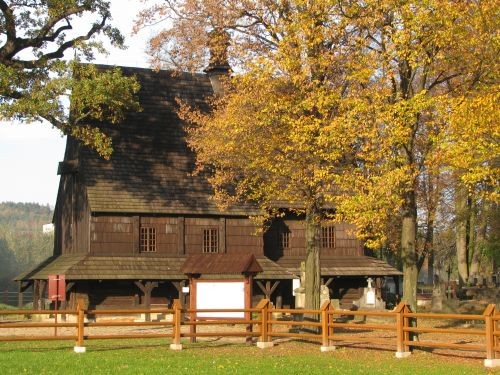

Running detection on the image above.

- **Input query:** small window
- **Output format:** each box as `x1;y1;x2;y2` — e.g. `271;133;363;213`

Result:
321;226;335;248
203;228;218;253
280;231;290;249
140;226;156;252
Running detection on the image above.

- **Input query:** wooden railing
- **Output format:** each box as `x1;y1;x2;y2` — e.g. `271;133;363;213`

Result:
0;300;498;367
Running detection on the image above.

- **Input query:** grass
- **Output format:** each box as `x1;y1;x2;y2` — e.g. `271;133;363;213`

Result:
0;339;497;375
0;303;17;310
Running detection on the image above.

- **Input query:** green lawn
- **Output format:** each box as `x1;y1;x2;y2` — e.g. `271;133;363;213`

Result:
0;339;496;375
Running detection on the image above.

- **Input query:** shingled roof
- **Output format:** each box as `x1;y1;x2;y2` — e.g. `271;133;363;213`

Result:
15;254;296;281
181;253;263;275
277;256;402;276
75;66;258;216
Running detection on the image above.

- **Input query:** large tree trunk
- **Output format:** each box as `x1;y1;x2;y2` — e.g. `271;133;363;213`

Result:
304;201;321;311
456;184;469;286
401;190;418;312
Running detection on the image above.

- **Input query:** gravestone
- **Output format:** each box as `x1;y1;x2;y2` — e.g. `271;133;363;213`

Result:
320;285;330;306
358;278;386;310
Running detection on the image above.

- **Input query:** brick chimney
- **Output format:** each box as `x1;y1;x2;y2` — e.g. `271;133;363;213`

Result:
204;28;231;95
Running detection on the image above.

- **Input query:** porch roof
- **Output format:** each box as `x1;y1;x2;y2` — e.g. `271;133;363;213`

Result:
15;254;297;281
276;256;402;277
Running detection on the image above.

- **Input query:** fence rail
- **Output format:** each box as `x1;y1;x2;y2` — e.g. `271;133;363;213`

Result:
0;291;33;307
0;300;498;367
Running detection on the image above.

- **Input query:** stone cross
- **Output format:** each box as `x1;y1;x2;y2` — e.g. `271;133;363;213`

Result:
367;277;373;289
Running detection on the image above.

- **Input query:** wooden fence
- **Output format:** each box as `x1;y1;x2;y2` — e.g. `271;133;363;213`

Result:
0;290;33;307
0;300;498;368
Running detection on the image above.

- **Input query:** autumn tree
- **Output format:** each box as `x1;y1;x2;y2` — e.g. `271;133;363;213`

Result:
0;0;141;157
138;0;370;310
138;0;499;311
332;0;498;311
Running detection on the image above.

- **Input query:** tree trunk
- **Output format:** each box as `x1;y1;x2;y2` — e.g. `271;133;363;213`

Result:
401;190;418;312
417;216;434;284
469;197;481;276
304;201;321;311
456;184;469;286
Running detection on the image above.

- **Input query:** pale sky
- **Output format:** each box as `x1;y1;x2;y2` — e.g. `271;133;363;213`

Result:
0;1;154;206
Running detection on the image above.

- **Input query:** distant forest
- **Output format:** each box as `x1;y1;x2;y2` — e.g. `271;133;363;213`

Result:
0;202;53;290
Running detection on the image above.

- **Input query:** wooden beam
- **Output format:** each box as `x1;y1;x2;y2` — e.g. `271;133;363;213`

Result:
135;281;159;322
219;218;226;253
269;281;280;295
178;217;185;254
20;280;32;293
65;281;75;293
39;280;47;310
324;277;334;287
33;280;39;310
256;280;280;300
256;280;268;297
134;281;146;294
132;216;140;253
17;281;23;308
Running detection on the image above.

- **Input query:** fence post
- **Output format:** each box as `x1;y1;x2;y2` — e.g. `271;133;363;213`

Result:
320;300;335;352
170;299;183;350
395;301;411;358
256;299;273;348
74;299;86;353
328;302;335;345
484;304;499;368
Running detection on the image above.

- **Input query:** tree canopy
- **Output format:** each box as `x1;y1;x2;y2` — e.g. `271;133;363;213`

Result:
0;202;53;292
0;0;141;157
139;0;499;310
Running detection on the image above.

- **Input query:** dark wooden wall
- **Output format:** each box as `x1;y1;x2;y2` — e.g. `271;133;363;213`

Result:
264;218;363;260
184;217;222;254
226;218;263;255
55;137;90;256
90;216;180;255
66;211;361;259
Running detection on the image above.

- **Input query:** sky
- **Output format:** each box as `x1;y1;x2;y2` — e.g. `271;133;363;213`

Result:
0;1;154;207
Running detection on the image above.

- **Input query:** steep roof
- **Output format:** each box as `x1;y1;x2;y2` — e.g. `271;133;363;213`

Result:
77;66;258;216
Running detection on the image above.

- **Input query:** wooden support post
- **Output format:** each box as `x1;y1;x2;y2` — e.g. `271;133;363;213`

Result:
276;295;283;309
33;280;39;310
256;299;273;348
484;304;500;368
179;280;186;308
394;276;401;302
172;280;188;321
256;280;269;300
395;301;411;358
19;280;32;307
256;280;280;301
404;303;413;346
320;300;335;352
189;278;196;343
170;299;182;350
74;298;86;353
60;281;74;323
39;280;47;310
328;302;334;345
245;275;253;344
135;281;158;322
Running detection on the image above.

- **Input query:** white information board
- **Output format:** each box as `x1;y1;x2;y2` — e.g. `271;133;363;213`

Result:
196;281;245;318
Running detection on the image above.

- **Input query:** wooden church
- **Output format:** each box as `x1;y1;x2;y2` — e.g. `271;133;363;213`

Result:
16;62;401;312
